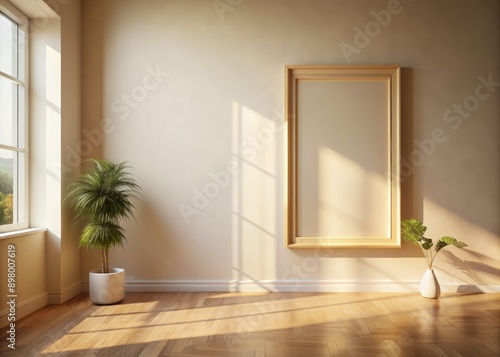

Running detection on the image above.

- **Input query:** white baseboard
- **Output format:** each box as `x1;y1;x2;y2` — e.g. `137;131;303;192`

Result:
80;279;500;294
0;292;48;328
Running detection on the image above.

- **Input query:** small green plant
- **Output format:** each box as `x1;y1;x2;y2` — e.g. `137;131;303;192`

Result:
64;159;141;273
401;218;468;269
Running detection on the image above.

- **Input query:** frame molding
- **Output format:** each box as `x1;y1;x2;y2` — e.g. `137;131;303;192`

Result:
285;65;401;248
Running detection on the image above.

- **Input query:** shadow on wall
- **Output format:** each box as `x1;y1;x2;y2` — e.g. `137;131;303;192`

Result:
400;68;420;222
442;250;500;293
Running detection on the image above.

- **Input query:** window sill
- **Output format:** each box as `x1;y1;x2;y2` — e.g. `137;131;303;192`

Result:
0;227;47;240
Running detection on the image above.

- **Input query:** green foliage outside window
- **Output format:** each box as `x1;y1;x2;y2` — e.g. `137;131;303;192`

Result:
0;173;13;225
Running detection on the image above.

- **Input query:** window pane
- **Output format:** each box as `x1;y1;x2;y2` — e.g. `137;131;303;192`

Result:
0;9;25;231
18;27;25;82
0;149;14;225
18;81;25;148
0;12;17;78
0;75;18;147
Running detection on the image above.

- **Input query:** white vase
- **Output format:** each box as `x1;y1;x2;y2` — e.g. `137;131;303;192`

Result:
89;268;125;305
420;268;440;299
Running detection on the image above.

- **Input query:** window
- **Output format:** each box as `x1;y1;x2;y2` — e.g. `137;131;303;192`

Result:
0;6;28;232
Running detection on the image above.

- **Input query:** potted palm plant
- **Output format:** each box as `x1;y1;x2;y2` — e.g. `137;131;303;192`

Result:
65;159;141;304
401;218;468;299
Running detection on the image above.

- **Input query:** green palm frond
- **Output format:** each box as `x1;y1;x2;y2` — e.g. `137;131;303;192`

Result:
401;218;427;246
421;237;433;250
434;239;448;253
80;222;126;251
435;236;468;253
65;159;141;224
401;219;468;269
64;158;141;273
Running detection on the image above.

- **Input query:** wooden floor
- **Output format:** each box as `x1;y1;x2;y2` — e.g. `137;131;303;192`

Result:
1;292;499;356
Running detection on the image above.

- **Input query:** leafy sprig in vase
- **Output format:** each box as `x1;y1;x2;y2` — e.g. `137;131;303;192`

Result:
401;218;468;298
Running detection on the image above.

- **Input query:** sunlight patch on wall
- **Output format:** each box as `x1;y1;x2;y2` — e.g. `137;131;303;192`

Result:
45;44;61;180
298;146;390;238
45;45;60;108
231;101;277;288
45;44;61;238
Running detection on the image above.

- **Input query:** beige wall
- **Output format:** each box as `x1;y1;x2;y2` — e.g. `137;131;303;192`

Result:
58;0;82;303
29;0;81;305
80;0;500;292
0;230;47;327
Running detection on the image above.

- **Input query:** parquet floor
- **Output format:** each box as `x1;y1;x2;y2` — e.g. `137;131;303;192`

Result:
1;292;499;356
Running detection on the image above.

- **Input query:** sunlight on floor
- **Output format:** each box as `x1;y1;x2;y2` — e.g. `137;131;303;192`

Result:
42;292;427;353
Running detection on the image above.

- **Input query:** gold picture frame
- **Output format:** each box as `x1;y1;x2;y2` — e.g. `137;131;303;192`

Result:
285;65;401;248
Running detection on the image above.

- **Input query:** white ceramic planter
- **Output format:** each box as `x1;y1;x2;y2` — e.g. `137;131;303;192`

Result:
89;268;125;305
420;269;440;299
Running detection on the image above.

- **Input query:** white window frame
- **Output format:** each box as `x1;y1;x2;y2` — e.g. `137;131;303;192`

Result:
0;0;29;233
